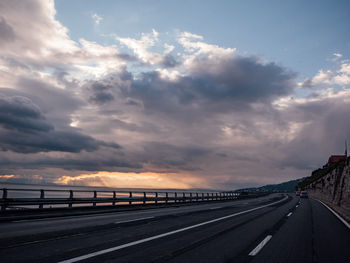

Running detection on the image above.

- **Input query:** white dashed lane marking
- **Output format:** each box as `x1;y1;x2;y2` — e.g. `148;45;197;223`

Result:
248;235;272;256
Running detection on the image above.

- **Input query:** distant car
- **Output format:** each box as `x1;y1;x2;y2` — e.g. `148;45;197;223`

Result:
300;191;308;198
296;191;300;196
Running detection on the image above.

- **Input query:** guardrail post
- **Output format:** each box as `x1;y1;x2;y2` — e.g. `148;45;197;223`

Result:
143;192;146;205
1;188;8;211
196;193;199;202
190;193;192;202
129;192;132;205
202;193;204;201
175;192;177;203
2;188;7;199
93;191;97;206
183;192;185;203
39;189;45;209
69;190;73;208
211;193;214;201
165;192;168;204
216;193;218;200
112;191;116;206
155;192;158;204
206;193;209;201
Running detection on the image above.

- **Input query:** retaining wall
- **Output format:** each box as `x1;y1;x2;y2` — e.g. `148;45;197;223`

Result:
305;160;350;221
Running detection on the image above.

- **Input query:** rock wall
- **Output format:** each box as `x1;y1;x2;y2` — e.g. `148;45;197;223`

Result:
306;159;350;220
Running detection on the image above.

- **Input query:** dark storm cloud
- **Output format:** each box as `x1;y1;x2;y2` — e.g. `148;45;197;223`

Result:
0;154;141;171
0;93;120;153
188;55;296;102
120;57;295;117
86;71;133;105
0;94;53;131
0;129;119;153
88;82;114;105
87;54;295;116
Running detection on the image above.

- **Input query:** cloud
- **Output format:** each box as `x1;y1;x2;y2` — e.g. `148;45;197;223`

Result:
117;29;179;67
333;53;343;60
0;93;120;153
91;13;102;25
300;60;350;88
2;1;350;190
113;57;295;120
0;0;129;83
178;31;235;58
280;94;350;170
88;82;115;105
0;0;78;57
0;94;53;132
0;16;15;43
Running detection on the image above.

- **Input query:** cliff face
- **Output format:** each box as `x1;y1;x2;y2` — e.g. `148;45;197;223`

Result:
305;159;350;220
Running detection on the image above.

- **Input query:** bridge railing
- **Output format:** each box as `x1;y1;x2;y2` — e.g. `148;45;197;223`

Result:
0;188;264;211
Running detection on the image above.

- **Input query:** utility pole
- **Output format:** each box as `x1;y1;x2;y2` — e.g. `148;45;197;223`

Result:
345;140;348;157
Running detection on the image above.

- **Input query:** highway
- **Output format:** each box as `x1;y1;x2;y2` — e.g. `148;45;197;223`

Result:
0;194;349;263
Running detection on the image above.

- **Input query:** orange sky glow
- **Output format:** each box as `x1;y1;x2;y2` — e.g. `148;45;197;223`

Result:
54;171;208;190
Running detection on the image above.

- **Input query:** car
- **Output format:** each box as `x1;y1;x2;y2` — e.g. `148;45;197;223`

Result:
300;191;308;198
296;191;300;196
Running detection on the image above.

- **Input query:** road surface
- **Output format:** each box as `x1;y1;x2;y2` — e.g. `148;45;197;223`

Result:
0;194;349;262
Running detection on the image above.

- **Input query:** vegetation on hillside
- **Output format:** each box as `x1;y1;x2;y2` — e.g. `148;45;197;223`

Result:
235;177;306;193
297;160;346;190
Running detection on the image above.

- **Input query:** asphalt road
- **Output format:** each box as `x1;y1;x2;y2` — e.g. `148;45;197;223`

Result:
0;194;349;263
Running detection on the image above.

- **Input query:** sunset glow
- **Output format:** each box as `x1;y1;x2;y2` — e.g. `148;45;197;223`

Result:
55;171;206;189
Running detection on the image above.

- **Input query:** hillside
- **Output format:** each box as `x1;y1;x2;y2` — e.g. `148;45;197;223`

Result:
234;177;306;193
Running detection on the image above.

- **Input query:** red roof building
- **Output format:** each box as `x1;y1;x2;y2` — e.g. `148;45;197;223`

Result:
323;155;346;168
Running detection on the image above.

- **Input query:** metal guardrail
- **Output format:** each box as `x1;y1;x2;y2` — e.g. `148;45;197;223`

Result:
0;188;263;211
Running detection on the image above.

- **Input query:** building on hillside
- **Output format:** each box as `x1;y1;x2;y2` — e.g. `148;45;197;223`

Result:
323;155;346;168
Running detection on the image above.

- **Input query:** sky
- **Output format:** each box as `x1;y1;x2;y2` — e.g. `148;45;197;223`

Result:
0;0;350;190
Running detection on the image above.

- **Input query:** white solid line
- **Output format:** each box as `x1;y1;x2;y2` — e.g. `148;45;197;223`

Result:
316;199;350;230
248;235;272;256
58;196;288;263
287;212;292;217
114;217;154;224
